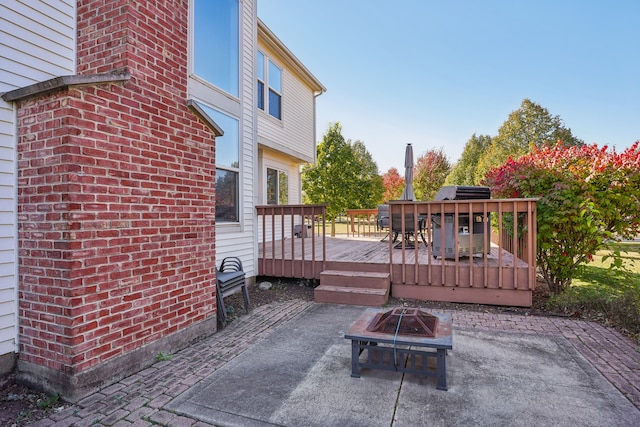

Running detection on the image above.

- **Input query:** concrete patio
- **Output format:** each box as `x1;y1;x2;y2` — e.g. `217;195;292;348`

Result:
30;300;640;426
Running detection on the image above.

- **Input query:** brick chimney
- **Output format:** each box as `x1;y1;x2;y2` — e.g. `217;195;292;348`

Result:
14;0;218;401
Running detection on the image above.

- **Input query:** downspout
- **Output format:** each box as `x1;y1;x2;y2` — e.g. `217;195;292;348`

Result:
304;89;323;202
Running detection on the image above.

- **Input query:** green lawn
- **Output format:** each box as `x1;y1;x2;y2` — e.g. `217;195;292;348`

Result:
548;242;640;340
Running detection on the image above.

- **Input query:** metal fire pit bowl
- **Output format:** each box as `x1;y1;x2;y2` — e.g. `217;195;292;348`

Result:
345;307;453;390
366;307;439;338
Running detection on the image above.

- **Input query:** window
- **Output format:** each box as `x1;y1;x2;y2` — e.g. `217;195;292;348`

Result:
194;0;239;97
200;104;239;222
268;61;282;119
257;51;265;110
266;167;288;205
257;51;282;119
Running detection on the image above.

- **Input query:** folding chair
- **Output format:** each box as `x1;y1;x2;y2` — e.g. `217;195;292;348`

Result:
216;257;250;326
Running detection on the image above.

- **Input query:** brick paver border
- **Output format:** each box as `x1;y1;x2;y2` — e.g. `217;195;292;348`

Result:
28;301;639;426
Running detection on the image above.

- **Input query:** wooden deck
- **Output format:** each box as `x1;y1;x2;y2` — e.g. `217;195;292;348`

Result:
259;236;534;307
257;201;537;307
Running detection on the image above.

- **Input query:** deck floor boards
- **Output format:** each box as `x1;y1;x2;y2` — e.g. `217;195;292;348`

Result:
259;236;526;268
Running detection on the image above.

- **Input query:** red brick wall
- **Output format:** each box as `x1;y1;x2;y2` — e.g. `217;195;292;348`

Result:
18;0;217;376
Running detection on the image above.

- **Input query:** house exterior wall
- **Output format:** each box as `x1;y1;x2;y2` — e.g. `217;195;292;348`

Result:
256;31;319;166
2;0;321;397
212;0;258;277
0;0;75;374
12;0;218;401
254;21;324;244
256;63;318;165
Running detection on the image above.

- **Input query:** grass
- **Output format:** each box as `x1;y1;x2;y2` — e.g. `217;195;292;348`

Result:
546;242;640;341
311;217;356;236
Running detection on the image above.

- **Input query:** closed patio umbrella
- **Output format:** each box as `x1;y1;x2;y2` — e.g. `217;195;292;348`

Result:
400;143;415;201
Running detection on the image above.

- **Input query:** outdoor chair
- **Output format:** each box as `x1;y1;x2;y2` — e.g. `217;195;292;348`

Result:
391;212;427;248
376;204;390;241
216;257;250;327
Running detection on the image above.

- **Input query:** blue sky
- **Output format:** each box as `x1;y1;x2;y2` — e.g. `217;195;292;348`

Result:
258;0;639;174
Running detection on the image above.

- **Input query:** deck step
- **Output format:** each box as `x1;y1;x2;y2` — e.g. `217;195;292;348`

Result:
319;269;390;289
314;284;388;306
316;270;390;306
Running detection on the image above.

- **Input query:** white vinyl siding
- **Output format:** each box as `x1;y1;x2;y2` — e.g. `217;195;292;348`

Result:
0;0;75;357
259;149;301;205
257;55;317;164
189;0;257;277
230;0;257;277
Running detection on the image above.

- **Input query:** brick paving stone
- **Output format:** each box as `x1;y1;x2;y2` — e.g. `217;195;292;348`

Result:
101;382;128;395
147;409;178;425
179;373;203;386
100;409;132;426
73;404;106;419
47;406;82;421
49;417;83;427
102;392;129;413
126;406;157;422
122;396;149;412
127;420;154;427
165;382;190;397
118;374;144;386
169;414;201;427
73;415;107;427
30;300;640;425
148;393;174;409
77;392;109;408
28;419;56;427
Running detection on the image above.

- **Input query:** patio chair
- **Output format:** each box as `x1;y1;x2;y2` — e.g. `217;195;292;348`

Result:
216;257;250;327
376;204;391;241
391;212;427;248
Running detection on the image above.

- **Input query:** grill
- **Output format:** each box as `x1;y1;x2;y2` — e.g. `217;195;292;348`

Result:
432;186;491;259
433;185;491;201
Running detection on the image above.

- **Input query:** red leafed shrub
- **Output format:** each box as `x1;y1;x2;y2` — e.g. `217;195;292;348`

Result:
483;141;640;293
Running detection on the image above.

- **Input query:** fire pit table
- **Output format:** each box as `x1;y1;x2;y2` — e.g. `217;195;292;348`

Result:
345;307;453;390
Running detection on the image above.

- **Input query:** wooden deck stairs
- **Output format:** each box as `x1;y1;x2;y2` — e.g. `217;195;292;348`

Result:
315;269;390;306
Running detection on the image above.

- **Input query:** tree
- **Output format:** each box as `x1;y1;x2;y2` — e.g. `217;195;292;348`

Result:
475;99;583;183
302;122;382;234
483;141;640;294
445;134;492;186
351;140;384;208
413;147;451;200
382;167;405;202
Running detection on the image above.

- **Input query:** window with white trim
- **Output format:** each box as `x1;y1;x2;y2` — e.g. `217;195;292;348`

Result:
266;167;288;205
194;0;239;97
200;104;240;222
257;51;282;119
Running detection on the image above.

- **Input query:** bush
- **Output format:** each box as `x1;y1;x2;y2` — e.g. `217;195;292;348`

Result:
483;141;640;294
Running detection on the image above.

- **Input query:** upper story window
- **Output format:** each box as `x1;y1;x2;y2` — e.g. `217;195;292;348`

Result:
266;167;288;205
257;51;265;110
199;104;239;223
257;50;282;120
194;0;239;97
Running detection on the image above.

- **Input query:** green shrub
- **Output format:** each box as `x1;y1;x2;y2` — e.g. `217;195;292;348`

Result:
483;141;640;294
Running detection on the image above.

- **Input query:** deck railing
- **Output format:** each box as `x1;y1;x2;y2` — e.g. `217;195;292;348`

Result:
345;208;386;239
256;204;327;279
257;199;538;306
388;199;537;293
